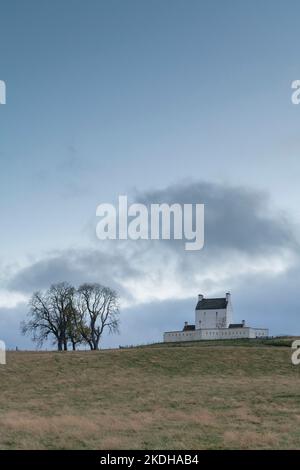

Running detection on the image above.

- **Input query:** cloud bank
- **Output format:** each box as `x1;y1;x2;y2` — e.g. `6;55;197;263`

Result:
1;180;299;347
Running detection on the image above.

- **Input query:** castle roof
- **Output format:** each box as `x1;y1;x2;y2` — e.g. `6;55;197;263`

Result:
196;297;228;310
183;324;195;331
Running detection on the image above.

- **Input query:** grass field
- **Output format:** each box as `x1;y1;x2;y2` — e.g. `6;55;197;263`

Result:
0;339;300;449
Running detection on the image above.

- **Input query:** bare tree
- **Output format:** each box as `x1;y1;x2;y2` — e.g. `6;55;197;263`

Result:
76;283;120;350
21;282;120;351
66;306;83;351
49;282;76;350
22;282;76;351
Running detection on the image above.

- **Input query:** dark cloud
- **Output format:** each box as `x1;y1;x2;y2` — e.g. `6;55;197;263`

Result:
136;180;297;255
8;181;299;295
3;180;300;347
7;247;140;299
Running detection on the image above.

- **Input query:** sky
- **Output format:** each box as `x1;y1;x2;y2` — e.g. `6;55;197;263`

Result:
1;0;300;349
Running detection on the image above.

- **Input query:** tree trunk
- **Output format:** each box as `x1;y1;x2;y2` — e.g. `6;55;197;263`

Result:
57;339;63;351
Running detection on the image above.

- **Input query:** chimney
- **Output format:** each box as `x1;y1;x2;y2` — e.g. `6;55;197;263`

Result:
242;320;245;327
226;292;231;302
184;321;188;327
198;294;204;301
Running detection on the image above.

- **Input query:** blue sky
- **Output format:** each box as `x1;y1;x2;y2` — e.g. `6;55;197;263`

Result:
1;0;300;348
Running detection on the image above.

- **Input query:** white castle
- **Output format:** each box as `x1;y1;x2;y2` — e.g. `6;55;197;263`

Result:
164;292;268;342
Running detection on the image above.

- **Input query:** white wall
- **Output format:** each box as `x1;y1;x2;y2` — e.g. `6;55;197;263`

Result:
164;330;203;342
225;298;233;327
195;308;227;329
164;327;269;342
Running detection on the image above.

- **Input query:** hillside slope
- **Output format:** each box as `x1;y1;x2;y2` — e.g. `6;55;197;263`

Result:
0;343;299;449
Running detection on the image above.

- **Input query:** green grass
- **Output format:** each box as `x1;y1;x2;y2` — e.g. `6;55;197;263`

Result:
0;339;299;449
141;336;296;348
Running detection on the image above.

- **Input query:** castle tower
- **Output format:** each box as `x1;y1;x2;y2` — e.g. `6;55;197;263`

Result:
195;293;233;329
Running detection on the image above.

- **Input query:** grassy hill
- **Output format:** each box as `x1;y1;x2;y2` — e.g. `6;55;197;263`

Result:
0;339;300;449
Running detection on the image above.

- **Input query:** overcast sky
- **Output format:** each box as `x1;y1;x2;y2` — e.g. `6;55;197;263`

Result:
1;0;300;349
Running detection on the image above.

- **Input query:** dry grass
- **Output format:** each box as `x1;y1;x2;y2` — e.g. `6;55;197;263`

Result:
0;344;300;449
